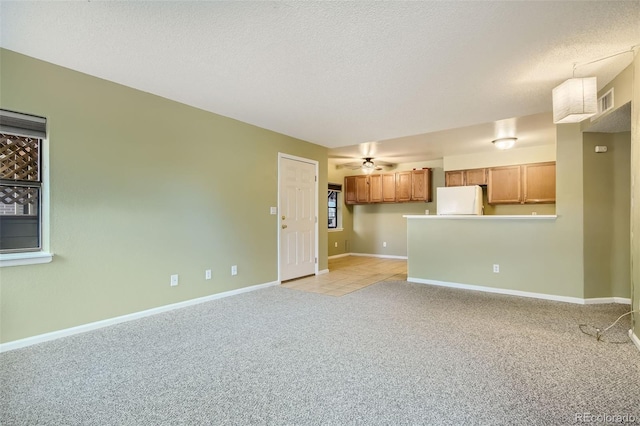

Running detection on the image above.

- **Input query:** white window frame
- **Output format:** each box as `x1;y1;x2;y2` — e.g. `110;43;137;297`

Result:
0;110;52;267
328;184;343;232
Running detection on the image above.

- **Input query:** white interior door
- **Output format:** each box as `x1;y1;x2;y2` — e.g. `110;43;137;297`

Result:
279;155;317;281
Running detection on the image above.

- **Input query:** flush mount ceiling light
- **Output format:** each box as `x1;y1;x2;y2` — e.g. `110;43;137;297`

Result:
492;137;517;150
552;77;597;124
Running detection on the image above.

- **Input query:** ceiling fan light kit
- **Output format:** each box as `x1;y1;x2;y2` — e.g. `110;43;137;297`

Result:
361;157;381;175
492;137;517;150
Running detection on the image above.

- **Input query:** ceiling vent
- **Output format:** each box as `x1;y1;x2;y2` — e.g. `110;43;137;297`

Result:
591;88;614;121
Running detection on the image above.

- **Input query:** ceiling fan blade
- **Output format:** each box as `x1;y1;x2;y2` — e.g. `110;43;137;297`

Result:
359;142;379;158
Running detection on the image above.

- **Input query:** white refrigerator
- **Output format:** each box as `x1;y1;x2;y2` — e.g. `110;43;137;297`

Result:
436;185;484;215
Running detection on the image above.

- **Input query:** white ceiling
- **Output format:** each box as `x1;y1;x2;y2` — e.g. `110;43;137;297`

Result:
1;1;639;162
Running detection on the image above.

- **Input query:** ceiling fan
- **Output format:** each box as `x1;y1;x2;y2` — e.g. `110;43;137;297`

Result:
339;157;395;174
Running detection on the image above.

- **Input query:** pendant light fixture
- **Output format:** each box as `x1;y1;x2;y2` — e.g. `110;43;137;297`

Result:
552;77;597;124
551;46;637;124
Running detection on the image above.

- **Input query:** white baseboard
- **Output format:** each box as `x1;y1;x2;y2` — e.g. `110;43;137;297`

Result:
0;280;280;353
317;269;329;275
350;253;408;260
407;277;630;305
583;297;631;305
328;253;351;260
630;329;640;352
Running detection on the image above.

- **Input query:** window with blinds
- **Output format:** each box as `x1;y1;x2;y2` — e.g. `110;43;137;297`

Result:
0;110;46;253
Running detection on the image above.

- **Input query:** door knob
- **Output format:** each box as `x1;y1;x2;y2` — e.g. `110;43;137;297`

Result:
282;216;286;220
282;224;288;229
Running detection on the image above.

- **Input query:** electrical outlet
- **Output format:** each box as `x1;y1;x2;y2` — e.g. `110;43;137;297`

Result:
383;242;387;248
205;269;212;280
231;265;238;276
493;264;499;273
170;274;179;286
334;242;338;248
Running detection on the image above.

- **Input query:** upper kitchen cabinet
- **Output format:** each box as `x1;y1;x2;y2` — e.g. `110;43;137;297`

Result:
344;169;431;204
488;165;522;204
465;168;488;186
445;168;487;186
354;175;370;203
369;174;383;203
445;170;465;187
523;162;556;203
411;169;432;202
344;175;369;204
487;162;556;204
345;176;357;205
370;173;397;203
382;173;397;202
396;171;412;202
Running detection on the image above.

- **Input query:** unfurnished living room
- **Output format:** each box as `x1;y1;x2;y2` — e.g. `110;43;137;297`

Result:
1;2;640;425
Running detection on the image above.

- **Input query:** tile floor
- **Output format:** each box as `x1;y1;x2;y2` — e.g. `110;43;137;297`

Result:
281;255;407;297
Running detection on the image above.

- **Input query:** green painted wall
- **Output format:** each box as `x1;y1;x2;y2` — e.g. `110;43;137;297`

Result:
327;166;354;258
342;161;443;257
632;53;640;339
0;49;328;343
583;132;631;299
407;123;585;298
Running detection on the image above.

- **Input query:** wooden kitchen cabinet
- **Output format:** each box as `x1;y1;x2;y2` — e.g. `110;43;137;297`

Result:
369;173;397;203
523;162;556;203
445;170;465;187
445;168;487;186
369;174;383;203
355;175;369;203
395;171;412;202
487;162;556;204
411;169;432;202
345;175;369;204
488;165;522;204
344;169;431;204
382;173;396;202
345;176;357;205
465;168;487;185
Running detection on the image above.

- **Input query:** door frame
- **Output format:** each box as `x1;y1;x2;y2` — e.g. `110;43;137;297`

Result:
277;152;319;283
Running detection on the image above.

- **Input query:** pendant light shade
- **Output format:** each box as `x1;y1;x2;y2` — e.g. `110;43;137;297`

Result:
552;77;597;124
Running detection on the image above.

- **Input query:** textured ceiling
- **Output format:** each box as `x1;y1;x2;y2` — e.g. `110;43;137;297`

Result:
1;1;639;154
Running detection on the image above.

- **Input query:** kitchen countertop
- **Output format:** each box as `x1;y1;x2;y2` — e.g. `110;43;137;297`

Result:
403;215;557;220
